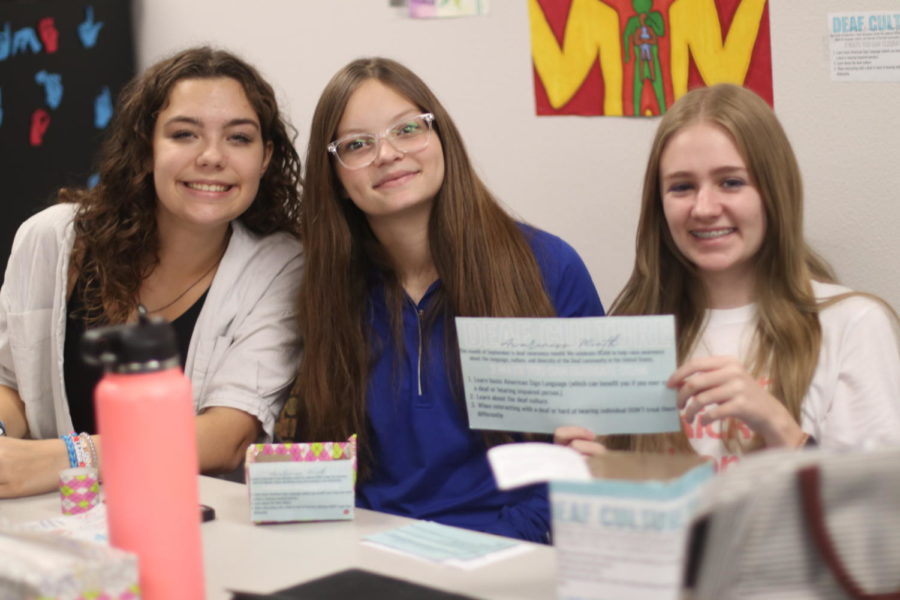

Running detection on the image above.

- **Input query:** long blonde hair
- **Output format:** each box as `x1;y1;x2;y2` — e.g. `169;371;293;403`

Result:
608;84;837;453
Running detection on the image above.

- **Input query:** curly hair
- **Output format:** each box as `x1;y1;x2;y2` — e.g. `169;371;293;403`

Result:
63;46;301;325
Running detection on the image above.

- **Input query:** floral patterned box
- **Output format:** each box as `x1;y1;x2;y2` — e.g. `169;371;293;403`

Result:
244;436;357;524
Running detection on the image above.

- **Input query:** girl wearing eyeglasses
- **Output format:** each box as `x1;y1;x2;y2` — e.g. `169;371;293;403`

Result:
292;57;604;542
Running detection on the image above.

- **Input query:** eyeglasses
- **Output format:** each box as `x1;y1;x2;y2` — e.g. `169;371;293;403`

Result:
327;113;435;170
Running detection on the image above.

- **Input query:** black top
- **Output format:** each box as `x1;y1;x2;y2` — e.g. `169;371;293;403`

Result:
63;281;207;434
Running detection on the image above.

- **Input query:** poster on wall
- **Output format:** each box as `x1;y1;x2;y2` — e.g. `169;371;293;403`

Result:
829;12;900;82
408;0;489;18
528;0;772;116
0;0;134;281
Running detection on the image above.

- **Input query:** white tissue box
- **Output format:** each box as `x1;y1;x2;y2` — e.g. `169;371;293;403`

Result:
0;528;140;599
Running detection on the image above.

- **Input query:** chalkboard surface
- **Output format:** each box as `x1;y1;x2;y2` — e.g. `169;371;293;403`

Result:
0;0;134;283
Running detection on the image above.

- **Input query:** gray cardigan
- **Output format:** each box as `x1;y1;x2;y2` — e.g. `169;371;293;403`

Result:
0;203;303;439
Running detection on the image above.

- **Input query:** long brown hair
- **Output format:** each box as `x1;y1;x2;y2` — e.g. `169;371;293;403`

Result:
607;83;838;453
64;46;301;325
295;57;555;478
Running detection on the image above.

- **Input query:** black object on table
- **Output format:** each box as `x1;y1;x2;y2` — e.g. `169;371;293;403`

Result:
230;567;480;599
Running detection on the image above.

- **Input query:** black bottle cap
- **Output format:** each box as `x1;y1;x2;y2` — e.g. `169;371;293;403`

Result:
80;306;180;373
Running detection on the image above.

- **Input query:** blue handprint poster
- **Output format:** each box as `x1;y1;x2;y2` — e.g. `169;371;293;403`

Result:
0;0;134;283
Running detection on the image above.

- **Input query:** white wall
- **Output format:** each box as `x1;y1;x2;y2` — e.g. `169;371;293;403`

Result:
134;0;900;310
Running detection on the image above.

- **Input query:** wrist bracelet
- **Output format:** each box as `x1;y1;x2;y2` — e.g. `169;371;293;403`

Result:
73;433;90;468
61;433;78;468
81;433;99;469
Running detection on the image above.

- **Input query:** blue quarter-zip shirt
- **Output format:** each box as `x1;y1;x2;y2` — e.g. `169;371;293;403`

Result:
357;226;604;541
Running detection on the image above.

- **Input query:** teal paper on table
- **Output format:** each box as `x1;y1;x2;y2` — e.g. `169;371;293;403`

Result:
365;521;518;562
456;315;680;435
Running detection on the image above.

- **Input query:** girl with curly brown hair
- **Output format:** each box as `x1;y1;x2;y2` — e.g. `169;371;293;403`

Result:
0;46;303;498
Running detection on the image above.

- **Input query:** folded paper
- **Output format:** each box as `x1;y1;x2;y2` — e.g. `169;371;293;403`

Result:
556;451;712;600
488;443;713;599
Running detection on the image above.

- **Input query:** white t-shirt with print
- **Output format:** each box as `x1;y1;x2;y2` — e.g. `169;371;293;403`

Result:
686;281;900;472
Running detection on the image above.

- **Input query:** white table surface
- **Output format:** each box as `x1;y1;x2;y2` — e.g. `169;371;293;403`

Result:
0;476;558;599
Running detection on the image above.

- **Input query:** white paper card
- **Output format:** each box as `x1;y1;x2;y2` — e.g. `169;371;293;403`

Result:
487;443;591;490
457;316;680;435
12;503;109;544
248;460;354;523
829;12;900;82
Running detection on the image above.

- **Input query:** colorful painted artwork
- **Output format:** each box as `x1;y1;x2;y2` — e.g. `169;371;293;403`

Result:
529;0;772;116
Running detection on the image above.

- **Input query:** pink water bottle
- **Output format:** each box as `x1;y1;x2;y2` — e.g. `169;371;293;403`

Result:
82;310;204;599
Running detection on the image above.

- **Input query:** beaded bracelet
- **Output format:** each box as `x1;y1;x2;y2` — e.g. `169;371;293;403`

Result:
61;433;79;469
81;432;99;469
72;433;92;468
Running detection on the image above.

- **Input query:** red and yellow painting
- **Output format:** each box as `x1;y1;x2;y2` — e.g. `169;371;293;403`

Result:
529;0;772;116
